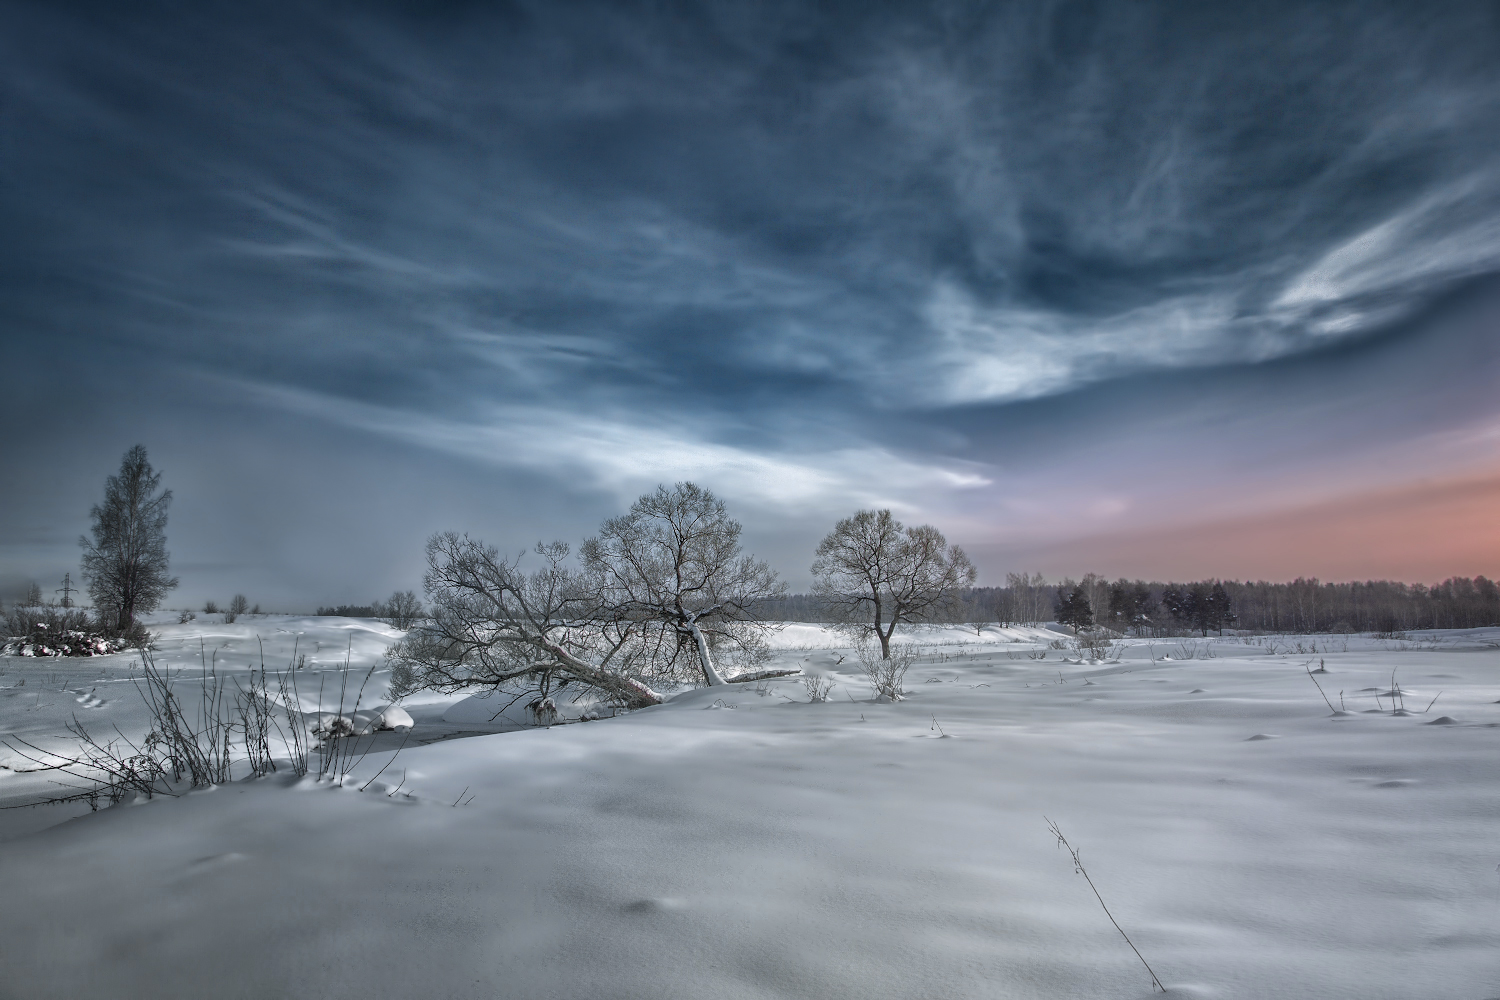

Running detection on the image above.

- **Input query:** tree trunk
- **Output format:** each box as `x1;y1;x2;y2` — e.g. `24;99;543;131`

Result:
688;622;729;686
542;640;663;709
873;593;893;659
724;667;801;684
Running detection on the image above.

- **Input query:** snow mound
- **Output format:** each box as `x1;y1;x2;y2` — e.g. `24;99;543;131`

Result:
312;704;413;736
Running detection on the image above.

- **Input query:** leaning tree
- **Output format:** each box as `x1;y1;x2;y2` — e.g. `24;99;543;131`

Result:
386;483;794;713
79;445;179;634
811;509;977;658
582;482;787;686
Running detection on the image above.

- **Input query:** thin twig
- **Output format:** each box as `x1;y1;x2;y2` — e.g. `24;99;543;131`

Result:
1305;664;1338;715
1046;818;1166;993
358;732;411;792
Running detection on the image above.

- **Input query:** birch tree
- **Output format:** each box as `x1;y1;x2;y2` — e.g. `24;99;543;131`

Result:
79;445;178;634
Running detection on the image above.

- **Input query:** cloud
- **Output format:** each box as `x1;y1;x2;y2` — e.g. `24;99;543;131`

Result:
1273;174;1500;330
228;379;992;516
7;2;1500;598
911;283;1241;405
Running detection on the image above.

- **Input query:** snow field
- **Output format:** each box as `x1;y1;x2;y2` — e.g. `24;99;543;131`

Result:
0;620;1497;999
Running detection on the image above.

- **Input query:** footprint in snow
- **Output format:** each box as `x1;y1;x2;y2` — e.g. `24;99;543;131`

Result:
624;897;687;914
1374;780;1414;789
73;690;106;709
182;853;248;876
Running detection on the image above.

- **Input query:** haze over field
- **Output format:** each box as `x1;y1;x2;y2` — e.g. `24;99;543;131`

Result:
3;2;1500;605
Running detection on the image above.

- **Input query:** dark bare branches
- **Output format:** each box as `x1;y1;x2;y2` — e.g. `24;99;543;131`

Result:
387;484;790;711
79;445;178;635
582;482;787;686
812;509;976;658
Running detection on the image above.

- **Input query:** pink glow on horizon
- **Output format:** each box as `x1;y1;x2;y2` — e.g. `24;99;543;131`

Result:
994;470;1500;584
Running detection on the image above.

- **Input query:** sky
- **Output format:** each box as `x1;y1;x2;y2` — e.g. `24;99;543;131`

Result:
3;1;1500;609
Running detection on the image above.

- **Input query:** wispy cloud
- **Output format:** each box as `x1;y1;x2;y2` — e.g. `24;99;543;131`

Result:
229;379;992;515
1274;174;1500;327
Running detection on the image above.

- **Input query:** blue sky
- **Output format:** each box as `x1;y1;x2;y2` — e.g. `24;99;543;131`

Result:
4;2;1500;608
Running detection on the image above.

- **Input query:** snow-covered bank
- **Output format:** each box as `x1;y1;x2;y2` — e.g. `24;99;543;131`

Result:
1;622;1497;998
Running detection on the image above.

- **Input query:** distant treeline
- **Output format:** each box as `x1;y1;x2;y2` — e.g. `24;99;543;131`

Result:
758;574;1500;634
314;604;380;618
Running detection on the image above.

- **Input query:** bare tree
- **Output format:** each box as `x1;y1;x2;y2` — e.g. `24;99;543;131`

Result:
1079;572;1109;630
386;484;793;711
379;590;425;630
386;535;665;709
581;482;787;686
1001;571;1050;626
225;594;249;623
812;509;976;658
79;445;178;634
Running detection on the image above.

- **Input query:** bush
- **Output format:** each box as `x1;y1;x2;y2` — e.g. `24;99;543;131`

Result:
1074;633;1117;661
802;673;837;702
225;594;249;624
857;641;917;701
2;603;144;656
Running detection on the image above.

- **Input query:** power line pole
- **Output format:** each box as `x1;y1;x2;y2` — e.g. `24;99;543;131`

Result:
57;572;77;609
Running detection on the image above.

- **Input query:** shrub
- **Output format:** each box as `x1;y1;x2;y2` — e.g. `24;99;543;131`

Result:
225;594;248;624
1074;634;1115;661
802;673;837;702
857;641;916;700
1;604;142;657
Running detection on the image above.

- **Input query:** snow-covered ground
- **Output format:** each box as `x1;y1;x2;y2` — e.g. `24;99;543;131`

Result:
1;617;1497;999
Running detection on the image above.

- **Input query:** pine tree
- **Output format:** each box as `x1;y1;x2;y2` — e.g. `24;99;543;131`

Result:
1188;584;1212;636
1204;581;1237;634
79;445;179;634
1055;584;1094;633
1107;579;1156;634
1160;585;1188;627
